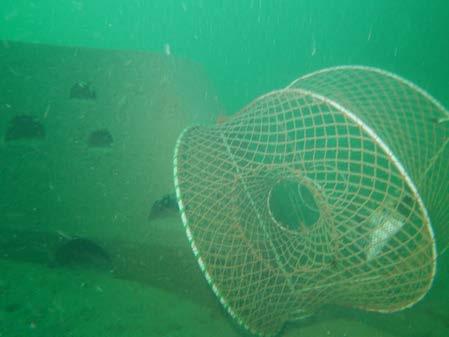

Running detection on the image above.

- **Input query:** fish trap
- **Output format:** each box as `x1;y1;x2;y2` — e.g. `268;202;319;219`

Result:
173;66;449;336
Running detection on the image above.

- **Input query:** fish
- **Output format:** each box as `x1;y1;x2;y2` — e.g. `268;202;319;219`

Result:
70;81;97;100
366;210;404;261
148;193;179;221
87;129;113;148
4;115;45;142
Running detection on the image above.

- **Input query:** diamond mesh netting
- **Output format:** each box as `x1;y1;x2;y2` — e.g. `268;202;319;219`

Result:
173;66;449;336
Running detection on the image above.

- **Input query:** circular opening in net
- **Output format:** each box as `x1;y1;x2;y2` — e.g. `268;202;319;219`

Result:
268;179;320;231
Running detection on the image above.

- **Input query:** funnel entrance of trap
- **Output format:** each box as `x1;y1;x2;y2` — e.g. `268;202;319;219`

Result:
268;179;320;231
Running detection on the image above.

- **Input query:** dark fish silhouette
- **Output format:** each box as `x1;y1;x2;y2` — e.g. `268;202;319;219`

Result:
148;193;179;221
87;129;113;147
4;115;45;142
53;237;112;270
70;81;97;100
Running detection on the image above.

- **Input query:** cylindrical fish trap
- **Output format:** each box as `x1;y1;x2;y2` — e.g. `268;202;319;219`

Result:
173;66;449;336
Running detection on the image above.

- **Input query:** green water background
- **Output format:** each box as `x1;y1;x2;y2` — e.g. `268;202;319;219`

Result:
1;1;448;336
1;0;448;112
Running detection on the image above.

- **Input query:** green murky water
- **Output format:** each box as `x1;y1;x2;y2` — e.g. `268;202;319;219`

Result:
0;1;448;337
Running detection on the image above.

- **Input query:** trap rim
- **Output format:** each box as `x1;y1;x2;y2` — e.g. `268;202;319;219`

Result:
289;65;449;121
172;127;259;335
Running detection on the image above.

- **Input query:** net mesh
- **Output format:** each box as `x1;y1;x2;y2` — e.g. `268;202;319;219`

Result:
173;66;449;336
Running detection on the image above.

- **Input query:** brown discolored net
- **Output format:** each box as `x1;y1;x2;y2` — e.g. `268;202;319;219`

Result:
173;66;449;336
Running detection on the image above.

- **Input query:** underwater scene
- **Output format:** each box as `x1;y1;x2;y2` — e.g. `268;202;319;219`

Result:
0;1;448;337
